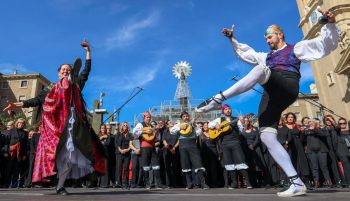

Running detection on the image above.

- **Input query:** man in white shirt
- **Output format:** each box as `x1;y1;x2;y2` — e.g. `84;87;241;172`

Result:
196;9;338;197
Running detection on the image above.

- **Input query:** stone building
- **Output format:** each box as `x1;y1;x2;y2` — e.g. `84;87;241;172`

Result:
296;0;350;120
0;72;51;125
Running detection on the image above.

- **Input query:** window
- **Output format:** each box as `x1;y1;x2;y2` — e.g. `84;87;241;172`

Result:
0;81;9;89
20;80;28;88
18;95;26;101
0;96;7;104
326;72;335;86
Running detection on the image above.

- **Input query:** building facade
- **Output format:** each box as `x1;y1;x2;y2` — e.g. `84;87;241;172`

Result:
0;73;51;125
296;0;350;120
284;93;322;123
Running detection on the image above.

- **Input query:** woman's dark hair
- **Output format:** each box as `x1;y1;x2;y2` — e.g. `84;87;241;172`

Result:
338;117;347;123
57;64;72;72
323;114;335;125
286;112;296;122
301;117;309;125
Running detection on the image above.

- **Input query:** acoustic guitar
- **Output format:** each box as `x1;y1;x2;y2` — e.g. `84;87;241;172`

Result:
208;119;239;139
208;113;254;140
142;127;156;142
179;123;193;137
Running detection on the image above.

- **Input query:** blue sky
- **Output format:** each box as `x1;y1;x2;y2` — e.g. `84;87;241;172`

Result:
0;0;315;123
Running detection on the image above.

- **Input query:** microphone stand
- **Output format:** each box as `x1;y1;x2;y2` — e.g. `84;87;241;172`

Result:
298;92;344;119
103;87;143;124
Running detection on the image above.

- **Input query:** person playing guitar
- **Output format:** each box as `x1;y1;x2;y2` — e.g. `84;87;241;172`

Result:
132;111;164;189
171;111;209;189
208;104;253;189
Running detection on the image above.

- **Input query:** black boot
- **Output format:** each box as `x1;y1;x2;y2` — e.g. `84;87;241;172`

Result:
185;172;193;189
56;187;69;196
154;170;165;189
223;170;229;188
240;169;253;189
229;171;237;189
144;171;151;189
197;170;209;189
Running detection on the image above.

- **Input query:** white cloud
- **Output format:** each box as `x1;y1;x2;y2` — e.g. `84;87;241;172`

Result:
0;63;32;74
104;11;160;50
90;62;161;92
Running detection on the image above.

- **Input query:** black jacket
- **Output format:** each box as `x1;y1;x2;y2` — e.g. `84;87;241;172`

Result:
304;129;329;153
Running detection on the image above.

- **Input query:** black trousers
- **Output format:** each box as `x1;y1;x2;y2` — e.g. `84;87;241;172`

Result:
179;145;203;171
262;149;279;185
245;146;271;186
141;147;161;187
25;155;35;187
117;153;131;186
259;70;299;129
328;150;341;182
99;159;109;187
115;153;122;185
221;142;246;166
201;142;219;187
108;151;116;184
141;147;160;169
307;152;330;181
6;158;20;188
337;154;350;185
131;153;143;186
163;148;180;187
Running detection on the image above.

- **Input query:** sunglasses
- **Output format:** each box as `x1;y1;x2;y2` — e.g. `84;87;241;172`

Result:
339;122;347;125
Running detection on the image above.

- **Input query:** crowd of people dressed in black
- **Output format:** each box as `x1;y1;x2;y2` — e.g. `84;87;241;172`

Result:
1;109;350;190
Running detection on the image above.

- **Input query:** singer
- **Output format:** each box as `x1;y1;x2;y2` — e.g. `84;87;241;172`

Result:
195;8;338;197
3;40;107;195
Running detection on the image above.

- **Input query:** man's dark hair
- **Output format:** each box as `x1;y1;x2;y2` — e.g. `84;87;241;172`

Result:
180;111;189;118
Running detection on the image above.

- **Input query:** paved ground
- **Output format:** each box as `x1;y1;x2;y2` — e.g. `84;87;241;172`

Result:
0;187;350;201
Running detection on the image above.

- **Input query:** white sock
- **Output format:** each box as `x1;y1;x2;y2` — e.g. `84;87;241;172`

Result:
260;131;298;177
219;64;269;99
197;65;270;112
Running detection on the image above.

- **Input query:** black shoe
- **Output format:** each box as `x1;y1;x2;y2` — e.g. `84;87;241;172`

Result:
155;184;167;189
56;187;69;196
186;184;193;190
122;185;130;190
230;182;238;189
202;183;210;190
114;182;122;188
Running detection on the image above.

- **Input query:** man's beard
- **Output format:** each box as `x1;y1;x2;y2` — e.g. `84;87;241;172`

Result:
269;37;280;50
